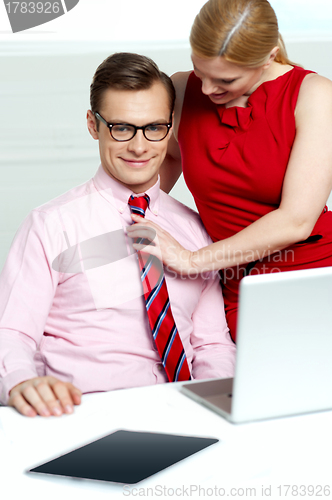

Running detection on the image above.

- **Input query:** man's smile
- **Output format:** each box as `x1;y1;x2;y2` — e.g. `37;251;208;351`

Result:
120;157;152;168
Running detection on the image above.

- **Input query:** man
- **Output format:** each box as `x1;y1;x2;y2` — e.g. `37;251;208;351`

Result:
0;53;235;417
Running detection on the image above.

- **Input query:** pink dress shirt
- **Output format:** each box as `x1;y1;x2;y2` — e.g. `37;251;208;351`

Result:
0;165;235;404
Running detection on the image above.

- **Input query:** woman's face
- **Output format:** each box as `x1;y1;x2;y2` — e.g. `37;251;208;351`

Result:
191;53;267;105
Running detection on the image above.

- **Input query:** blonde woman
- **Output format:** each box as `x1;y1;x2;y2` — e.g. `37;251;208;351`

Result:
128;0;332;341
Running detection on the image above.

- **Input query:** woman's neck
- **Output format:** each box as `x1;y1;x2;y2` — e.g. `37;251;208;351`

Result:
225;62;294;109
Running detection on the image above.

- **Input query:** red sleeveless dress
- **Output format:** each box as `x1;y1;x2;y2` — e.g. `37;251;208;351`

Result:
178;67;332;341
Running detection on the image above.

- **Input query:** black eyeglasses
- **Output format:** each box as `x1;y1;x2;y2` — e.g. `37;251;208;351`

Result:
94;112;172;142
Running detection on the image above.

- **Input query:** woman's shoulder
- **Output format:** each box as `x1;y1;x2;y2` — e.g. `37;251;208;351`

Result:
171;71;192;89
298;71;332;93
171;71;193;139
171;71;192;107
296;72;332;113
293;71;332;131
260;65;332;118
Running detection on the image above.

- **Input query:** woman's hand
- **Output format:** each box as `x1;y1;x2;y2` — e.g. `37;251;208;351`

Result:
127;215;197;275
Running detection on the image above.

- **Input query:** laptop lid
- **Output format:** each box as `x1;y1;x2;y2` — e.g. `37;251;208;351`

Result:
232;266;332;422
182;267;332;424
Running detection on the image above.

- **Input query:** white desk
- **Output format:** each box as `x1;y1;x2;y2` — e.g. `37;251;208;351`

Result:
0;383;331;499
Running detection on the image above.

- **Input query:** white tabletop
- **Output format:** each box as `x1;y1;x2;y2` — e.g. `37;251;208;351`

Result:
0;382;331;499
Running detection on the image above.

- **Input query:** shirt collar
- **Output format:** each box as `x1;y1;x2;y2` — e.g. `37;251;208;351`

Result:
92;164;160;216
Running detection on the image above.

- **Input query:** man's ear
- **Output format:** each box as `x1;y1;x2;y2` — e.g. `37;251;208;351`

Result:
169;111;175;138
87;110;99;140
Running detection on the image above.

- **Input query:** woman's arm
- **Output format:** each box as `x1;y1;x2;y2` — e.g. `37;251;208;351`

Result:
159;134;183;194
160;71;191;194
129;74;332;274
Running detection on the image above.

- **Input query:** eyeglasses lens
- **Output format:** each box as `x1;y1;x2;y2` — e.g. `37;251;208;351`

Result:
111;124;169;141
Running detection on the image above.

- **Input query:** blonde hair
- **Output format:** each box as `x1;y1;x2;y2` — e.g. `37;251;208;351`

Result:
190;0;294;67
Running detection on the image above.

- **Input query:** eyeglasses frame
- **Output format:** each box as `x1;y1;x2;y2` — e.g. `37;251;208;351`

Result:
94;112;172;142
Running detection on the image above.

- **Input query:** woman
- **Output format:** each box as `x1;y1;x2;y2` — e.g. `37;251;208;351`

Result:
128;0;332;341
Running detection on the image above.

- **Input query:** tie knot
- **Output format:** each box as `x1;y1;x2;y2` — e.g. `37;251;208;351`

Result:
128;194;150;218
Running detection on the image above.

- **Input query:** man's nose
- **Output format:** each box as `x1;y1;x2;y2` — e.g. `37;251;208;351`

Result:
127;129;149;154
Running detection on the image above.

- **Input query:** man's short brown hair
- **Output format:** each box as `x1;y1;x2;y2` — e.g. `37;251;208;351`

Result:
90;52;175;128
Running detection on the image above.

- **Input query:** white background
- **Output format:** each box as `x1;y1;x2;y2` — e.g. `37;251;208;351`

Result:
0;0;332;41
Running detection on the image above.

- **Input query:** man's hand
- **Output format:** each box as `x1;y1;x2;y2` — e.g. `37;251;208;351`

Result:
8;376;82;417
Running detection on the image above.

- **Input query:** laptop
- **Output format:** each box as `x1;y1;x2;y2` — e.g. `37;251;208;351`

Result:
181;266;332;423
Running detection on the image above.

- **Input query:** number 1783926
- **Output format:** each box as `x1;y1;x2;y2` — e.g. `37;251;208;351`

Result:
5;2;61;14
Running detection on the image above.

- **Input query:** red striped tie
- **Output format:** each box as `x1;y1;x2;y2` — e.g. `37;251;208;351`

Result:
128;194;191;382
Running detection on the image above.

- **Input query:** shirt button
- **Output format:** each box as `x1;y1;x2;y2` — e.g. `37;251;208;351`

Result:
119;206;124;213
152;209;158;215
157;364;163;372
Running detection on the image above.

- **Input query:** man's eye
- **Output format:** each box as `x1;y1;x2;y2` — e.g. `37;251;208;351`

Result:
220;79;236;84
113;125;131;133
146;125;162;132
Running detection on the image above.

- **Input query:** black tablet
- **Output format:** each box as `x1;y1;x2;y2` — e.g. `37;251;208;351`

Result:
28;430;218;484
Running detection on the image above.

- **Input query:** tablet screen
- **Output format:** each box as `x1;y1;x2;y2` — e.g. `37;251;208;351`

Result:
28;430;218;484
